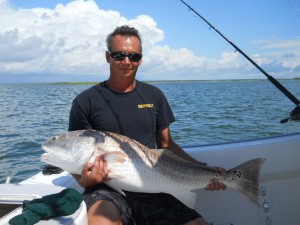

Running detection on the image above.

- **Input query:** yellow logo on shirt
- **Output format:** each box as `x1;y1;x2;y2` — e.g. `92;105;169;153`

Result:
138;104;154;109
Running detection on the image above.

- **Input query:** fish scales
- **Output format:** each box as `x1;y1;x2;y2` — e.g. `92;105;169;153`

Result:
97;132;218;189
99;131;222;186
41;129;266;208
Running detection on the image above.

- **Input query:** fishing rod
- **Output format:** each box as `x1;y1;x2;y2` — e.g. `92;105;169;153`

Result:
180;0;300;123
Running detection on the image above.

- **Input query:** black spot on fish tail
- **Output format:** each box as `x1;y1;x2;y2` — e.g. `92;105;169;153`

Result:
227;158;266;207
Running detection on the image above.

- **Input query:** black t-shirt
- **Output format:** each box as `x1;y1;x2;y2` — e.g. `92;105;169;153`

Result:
68;80;175;148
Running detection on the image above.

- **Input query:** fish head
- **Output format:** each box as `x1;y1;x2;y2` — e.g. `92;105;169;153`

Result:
41;130;102;174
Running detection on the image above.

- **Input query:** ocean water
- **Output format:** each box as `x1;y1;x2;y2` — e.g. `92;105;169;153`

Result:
0;80;299;183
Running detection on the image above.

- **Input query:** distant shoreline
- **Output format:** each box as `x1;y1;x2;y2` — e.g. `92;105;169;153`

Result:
55;78;300;85
1;78;299;85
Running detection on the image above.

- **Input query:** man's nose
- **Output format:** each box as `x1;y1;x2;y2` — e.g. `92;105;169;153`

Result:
122;56;131;63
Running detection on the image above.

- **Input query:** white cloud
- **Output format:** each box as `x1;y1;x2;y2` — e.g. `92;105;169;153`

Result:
0;0;299;83
252;38;300;76
0;0;122;77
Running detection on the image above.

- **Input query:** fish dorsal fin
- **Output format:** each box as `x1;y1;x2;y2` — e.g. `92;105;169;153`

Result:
172;191;197;209
155;148;174;155
154;148;188;161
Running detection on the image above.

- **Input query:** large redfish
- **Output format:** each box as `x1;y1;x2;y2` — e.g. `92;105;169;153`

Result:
41;129;265;208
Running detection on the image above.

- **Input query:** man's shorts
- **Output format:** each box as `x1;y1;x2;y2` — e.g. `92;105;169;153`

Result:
83;184;202;225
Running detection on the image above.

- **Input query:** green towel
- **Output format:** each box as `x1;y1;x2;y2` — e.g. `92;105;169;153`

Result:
9;188;83;225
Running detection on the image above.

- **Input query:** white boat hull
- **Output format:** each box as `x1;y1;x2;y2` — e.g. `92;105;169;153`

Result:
187;132;300;225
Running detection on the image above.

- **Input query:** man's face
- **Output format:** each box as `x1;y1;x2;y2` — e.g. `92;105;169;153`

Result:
106;35;142;79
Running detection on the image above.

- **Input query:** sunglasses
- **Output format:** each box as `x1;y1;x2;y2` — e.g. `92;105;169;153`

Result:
109;51;143;62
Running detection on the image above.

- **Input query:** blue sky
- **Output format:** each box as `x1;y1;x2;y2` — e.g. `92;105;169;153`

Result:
1;0;300;83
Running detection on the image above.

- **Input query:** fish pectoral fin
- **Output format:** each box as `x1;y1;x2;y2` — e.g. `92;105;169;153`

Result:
173;192;197;209
102;151;128;163
103;151;128;180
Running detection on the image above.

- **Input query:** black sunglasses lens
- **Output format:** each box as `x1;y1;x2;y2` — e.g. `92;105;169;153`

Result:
111;52;126;60
110;52;142;62
129;53;142;62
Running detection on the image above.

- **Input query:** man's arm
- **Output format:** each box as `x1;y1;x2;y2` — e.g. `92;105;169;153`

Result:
156;127;199;163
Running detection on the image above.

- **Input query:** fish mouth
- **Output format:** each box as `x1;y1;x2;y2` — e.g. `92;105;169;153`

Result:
41;145;53;154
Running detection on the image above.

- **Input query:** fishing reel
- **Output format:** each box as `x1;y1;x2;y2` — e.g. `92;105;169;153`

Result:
280;105;300;123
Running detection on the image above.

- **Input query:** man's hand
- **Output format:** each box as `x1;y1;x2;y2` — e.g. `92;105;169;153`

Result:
206;179;226;191
205;167;227;191
75;156;109;188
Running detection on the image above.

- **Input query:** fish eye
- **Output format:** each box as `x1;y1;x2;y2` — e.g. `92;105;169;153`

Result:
52;136;57;141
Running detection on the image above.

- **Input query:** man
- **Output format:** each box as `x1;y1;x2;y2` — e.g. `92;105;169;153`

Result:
69;25;225;225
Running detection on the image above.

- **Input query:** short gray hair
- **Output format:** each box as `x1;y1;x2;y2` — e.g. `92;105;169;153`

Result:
106;25;142;53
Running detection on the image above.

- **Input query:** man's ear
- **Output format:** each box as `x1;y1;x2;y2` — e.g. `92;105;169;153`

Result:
105;51;110;63
138;58;142;66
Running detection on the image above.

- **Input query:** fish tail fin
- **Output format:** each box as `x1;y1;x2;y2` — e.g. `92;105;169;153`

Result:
227;158;266;207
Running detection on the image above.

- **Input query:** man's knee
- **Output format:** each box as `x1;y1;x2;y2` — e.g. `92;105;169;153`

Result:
87;200;123;225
